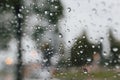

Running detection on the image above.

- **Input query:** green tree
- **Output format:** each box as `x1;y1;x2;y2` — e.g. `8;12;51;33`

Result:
0;0;63;80
109;30;120;66
0;0;24;80
32;0;63;66
32;0;63;46
71;32;102;67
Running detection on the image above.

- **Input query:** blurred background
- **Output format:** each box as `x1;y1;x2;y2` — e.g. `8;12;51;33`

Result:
0;0;120;80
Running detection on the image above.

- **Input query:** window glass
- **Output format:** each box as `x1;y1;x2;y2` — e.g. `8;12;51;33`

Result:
0;0;120;80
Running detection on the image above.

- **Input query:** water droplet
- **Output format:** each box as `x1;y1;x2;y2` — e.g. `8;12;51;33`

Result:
37;38;40;41
26;45;30;48
103;51;107;56
67;7;71;12
77;52;80;55
112;47;118;52
44;11;48;15
83;68;88;74
49;38;52;42
68;41;71;43
43;59;48;63
80;51;83;54
26;10;29;13
78;46;81;48
87;58;92;62
50;13;53;16
67;29;70;32
105;62;109;66
113;29;117;33
118;55;120;58
101;1;106;6
18;13;23;18
92;45;95;48
55;6;58;9
115;65;120;69
107;18;112;22
59;33;63;38
92;8;97;14
83;36;86;38
100;37;104;42
6;4;10;8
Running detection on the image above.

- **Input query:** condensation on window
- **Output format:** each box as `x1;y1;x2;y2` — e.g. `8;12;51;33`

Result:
0;0;120;80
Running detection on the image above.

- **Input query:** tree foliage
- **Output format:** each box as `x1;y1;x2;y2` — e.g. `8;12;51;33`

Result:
108;30;120;66
33;0;63;24
0;0;63;80
31;0;63;47
71;32;102;66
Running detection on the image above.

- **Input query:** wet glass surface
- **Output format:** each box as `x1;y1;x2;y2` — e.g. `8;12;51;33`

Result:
0;0;120;80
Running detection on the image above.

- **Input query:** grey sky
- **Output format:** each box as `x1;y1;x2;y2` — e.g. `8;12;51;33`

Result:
60;0;120;55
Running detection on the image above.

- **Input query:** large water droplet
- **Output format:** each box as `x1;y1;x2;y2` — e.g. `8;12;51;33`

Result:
67;7;71;12
59;33;63;38
112;47;118;52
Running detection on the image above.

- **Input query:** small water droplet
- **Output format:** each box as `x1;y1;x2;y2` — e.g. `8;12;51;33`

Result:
55;6;58;9
26;45;30;48
105;62;109;66
92;45;95;48
78;46;81;48
80;51;83;54
67;7;71;12
101;1;106;6
115;65;120;69
6;4;10;8
100;37;104;42
67;29;70;32
43;59;48;63
113;29;117;33
26;10;29;13
44;11;49;15
68;41;71;43
92;8;97;14
87;58;92;62
83;68;88;74
18;13;23;18
107;18;112;22
83;36;86;38
103;51;107;56
50;13;53;16
37;38;40;41
77;52;80;55
49;38;52;42
59;33;63;38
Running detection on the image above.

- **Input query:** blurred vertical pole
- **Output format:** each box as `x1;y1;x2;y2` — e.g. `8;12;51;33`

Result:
14;0;23;80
